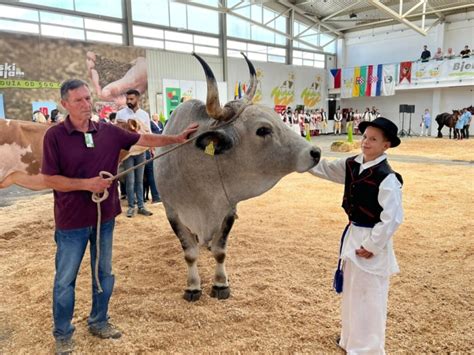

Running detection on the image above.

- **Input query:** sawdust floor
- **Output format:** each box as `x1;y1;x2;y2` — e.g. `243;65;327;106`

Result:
0;137;473;353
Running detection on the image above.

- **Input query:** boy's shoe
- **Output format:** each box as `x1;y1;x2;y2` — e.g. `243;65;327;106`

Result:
151;198;161;204
89;323;122;339
55;338;74;355
126;207;135;218
138;208;153;216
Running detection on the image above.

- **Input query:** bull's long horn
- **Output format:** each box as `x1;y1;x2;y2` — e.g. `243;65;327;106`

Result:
240;52;257;101
192;52;233;121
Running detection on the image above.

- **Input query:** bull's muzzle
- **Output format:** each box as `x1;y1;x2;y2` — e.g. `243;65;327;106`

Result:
310;148;321;164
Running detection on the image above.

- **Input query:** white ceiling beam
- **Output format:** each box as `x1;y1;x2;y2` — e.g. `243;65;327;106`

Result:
421;0;427;30
368;0;426;35
321;1;361;22
276;0;343;37
402;0;425;18
294;22;316;39
399;0;403;16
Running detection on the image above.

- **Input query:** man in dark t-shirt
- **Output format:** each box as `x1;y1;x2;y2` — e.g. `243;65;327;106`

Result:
420;45;431;62
42;79;198;354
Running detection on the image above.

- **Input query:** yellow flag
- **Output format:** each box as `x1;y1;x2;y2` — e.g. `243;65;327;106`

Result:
352;67;360;97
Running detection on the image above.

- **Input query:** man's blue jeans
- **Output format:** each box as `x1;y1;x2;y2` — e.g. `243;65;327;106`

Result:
144;150;160;201
123;152;145;209
53;219;115;340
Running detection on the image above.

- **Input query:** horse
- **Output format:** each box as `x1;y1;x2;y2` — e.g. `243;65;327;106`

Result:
436;110;460;139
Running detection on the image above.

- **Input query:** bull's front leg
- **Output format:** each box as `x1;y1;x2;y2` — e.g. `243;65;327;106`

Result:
210;213;235;300
167;214;202;302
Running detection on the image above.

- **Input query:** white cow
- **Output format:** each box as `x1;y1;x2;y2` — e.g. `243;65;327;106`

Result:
156;53;321;301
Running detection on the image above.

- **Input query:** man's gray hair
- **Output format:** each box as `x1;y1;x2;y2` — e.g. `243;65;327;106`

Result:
60;79;89;100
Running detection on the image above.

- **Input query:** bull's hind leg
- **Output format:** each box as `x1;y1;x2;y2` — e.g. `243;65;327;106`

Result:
166;211;202;302
209;213;235;300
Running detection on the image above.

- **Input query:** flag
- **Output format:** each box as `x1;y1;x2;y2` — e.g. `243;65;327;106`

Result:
366;64;382;97
382;64;396;96
238;82;242;99
341;68;354;98
242;83;247;95
233;82;239;99
399;61;412;83
352;66;361;97
330;69;341;89
359;66;367;97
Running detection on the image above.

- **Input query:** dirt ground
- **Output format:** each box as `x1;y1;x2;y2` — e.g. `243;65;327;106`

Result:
0;137;473;353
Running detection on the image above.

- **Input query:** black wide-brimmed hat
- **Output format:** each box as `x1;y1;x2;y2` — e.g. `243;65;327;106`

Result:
358;117;401;147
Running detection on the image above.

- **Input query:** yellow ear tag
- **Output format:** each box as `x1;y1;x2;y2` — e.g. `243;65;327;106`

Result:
204;141;215;156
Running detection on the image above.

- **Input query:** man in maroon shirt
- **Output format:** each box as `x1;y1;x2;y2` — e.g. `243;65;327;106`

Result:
42;79;197;354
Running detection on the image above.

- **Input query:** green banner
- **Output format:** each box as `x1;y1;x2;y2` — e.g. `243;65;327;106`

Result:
165;87;181;118
0;80;61;89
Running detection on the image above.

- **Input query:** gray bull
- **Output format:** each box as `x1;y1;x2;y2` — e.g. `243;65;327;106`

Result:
156;53;321;302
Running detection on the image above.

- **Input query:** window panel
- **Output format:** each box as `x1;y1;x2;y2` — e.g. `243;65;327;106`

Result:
293;50;302;58
75;0;122;18
165;41;193;53
194;35;218;47
268;46;285;56
247;52;266;62
314;53;325;61
0;5;39;21
303;51;313;59
19;0;73;10
251;26;274;44
187;6;218;34
41;24;85;40
170;1;187;29
268;55;285;63
227;40;247;50
134;37;164;49
275;34;286;46
314;61;325;68
193;0;218;6
85;18;122;33
251;4;262;22
324;41;336;54
293;58;302;65
133;25;163;39
227;49;242;58
165;30;192;43
247;43;266;53
40;11;82;27
275;16;286;32
227;15;250;39
132;0;169;26
303;59;313;67
194;45;219;56
0;19;39;34
86;31;122;44
263;8;275;26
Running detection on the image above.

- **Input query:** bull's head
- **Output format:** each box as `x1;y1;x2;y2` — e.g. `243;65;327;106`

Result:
192;52;256;122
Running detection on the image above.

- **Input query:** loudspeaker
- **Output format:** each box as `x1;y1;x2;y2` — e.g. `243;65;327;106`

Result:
407;105;415;113
399;104;408;113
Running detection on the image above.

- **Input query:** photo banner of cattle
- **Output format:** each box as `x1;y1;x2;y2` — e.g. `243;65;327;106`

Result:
0;32;147;120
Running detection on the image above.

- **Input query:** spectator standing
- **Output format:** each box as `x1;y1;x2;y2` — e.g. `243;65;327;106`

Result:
445;48;456;59
460;45;471;58
116;89;153;218
420;45;431;62
433;48;443;60
420;109;431;137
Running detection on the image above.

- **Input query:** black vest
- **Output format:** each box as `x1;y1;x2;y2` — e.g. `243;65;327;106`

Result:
342;156;403;225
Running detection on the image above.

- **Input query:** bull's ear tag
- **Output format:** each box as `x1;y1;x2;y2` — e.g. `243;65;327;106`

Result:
84;133;95;148
204;141;215;156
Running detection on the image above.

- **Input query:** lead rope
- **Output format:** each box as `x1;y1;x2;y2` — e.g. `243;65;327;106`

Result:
90;103;252;293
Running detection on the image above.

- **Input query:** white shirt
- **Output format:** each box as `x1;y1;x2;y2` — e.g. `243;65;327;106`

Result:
309;154;403;276
116;107;151;132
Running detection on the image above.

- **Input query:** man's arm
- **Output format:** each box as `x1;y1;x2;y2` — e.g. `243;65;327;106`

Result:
135;123;198;147
43;175;111;193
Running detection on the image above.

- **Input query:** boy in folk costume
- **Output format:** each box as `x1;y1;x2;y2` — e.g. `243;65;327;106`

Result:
334;109;343;135
309;117;403;354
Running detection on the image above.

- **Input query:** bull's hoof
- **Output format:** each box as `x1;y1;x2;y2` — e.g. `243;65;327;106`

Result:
183;289;202;302
210;285;230;299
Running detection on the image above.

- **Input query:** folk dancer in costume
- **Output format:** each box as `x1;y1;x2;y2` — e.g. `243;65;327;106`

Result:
309;117;403;355
334;109;343;135
320;108;328;135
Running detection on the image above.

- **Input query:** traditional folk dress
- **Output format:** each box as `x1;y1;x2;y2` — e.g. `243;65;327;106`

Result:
310;153;403;355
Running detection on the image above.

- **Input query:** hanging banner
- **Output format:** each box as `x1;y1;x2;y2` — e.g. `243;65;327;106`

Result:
165;87;181;116
399;61;412;83
329;68;341;89
0;94;4;118
382;64;396;96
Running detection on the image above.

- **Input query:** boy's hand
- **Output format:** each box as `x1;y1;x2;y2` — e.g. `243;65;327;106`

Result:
355;246;373;259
